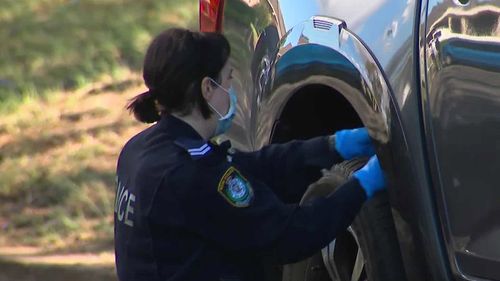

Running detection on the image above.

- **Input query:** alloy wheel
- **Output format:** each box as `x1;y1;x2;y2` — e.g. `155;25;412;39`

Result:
321;226;367;281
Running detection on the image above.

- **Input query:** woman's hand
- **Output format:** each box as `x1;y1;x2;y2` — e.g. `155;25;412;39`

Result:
333;127;375;159
353;156;386;198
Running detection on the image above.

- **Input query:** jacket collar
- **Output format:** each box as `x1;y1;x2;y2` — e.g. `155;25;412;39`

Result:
159;115;213;159
159;114;233;160
159;114;204;140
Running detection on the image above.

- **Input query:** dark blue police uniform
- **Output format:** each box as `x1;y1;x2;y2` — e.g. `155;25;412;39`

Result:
114;115;367;281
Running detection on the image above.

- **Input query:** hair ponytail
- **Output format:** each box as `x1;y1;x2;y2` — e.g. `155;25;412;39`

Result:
126;90;161;123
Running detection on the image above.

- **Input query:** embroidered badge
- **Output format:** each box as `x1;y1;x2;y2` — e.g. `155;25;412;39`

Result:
218;167;254;207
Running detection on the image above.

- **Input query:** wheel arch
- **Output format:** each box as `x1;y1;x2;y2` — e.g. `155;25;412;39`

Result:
256;16;395;147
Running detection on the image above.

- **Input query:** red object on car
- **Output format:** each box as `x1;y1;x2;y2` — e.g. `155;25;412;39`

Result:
199;0;225;32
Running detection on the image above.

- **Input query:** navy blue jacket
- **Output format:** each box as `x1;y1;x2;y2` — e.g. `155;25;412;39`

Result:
114;115;367;281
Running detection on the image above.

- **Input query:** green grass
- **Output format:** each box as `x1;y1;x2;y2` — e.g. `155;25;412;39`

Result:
0;75;147;249
0;0;198;112
0;0;196;250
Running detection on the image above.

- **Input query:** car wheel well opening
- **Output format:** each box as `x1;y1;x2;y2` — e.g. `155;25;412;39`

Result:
271;84;363;143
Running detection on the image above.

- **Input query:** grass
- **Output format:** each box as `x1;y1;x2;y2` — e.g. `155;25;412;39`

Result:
0;0;198;112
0;0;196;250
0;72;148;249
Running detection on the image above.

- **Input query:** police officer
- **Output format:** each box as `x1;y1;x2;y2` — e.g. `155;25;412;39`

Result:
115;28;386;281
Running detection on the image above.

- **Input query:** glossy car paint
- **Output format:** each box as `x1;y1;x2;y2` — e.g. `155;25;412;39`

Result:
187;0;500;280
218;1;448;280
422;0;500;280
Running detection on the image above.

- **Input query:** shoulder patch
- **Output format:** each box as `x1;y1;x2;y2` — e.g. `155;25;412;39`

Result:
217;167;254;208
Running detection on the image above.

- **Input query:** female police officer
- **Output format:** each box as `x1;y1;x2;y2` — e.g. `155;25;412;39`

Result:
114;28;386;281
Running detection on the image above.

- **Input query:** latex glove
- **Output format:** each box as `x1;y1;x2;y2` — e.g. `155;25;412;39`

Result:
334;128;375;160
353;156;386;198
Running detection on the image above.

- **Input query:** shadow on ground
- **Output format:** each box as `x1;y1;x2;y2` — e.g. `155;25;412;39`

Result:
0;258;116;281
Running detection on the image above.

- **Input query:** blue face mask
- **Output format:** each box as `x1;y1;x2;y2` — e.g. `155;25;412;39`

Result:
208;79;237;136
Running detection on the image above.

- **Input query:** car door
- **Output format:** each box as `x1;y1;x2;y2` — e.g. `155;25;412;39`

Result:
422;0;500;280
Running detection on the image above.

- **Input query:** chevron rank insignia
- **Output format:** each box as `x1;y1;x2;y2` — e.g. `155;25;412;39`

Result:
218;167;254;208
174;138;212;160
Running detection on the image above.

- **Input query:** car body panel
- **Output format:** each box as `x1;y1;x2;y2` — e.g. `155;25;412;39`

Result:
220;1;449;280
422;0;500;280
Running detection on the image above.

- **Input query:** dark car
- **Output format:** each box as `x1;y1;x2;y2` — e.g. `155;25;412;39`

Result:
189;1;500;280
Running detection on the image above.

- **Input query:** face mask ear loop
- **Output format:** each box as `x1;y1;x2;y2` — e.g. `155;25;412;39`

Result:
207;102;224;119
207;78;230;118
209;78;230;94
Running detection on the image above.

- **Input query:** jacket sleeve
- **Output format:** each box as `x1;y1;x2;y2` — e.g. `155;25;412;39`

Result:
179;163;366;265
232;136;344;203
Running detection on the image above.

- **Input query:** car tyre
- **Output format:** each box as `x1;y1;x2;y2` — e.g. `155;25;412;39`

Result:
282;158;406;281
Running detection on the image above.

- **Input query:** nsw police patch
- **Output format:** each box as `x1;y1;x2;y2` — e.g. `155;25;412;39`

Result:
218;167;254;207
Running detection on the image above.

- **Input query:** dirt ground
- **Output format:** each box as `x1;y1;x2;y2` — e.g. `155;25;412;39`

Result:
0;247;116;281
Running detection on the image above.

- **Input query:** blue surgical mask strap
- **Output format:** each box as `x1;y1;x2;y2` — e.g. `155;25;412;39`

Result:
207;78;230;119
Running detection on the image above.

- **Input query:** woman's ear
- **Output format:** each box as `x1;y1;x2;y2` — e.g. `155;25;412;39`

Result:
200;77;214;101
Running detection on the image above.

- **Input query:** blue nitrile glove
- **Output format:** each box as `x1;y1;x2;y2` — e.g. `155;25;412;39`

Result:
353;155;386;198
334;128;375;160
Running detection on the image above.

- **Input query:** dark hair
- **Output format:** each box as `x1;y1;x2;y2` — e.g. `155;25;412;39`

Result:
127;28;231;123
